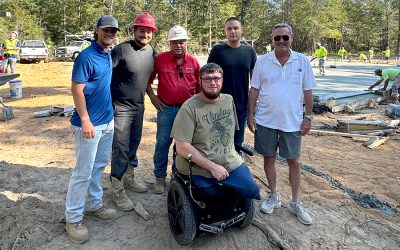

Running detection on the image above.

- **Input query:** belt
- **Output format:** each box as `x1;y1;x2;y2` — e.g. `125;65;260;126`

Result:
166;103;183;108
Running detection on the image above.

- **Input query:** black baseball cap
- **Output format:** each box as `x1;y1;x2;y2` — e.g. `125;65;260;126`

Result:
97;15;120;31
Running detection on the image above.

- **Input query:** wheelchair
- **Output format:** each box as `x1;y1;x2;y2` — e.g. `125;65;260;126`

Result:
167;144;256;245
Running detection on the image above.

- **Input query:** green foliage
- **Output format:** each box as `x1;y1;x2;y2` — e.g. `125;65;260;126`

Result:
0;0;399;55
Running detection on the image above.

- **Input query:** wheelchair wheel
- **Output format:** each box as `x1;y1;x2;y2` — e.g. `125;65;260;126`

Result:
239;198;255;228
167;179;197;245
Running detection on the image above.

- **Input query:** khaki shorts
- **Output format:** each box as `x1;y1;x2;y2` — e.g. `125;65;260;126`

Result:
254;124;301;159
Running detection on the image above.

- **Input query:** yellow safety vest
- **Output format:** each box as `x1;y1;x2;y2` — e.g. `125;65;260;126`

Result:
4;39;19;55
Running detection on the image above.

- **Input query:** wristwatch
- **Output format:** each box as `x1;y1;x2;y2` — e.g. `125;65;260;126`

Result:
304;114;313;121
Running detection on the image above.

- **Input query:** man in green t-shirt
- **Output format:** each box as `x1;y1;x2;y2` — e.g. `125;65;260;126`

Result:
171;63;260;200
368;68;400;103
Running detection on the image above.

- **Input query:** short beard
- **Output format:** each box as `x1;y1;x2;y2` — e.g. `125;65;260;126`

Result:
201;86;220;99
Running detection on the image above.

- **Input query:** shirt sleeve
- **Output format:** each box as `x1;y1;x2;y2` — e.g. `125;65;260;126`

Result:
171;105;195;143
251;47;257;70
302;57;317;91
250;57;262;90
207;46;218;64
71;53;92;84
111;45;122;68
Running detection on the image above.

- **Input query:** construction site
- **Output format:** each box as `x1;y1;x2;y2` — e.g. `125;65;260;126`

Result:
0;59;399;249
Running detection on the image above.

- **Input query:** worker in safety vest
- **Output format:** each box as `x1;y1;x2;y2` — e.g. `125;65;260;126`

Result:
3;31;20;73
312;42;328;76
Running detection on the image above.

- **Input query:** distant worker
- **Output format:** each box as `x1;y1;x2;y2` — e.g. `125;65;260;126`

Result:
266;43;272;53
3;31;20;73
207;17;257;149
312;42;328;75
337;47;347;61
110;12;157;214
369;48;374;61
359;53;367;63
65;15;120;244
384;46;390;62
368;68;400;103
147;25;200;194
81;40;90;51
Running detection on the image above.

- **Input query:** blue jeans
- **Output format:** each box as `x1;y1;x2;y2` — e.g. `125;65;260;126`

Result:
153;105;179;178
235;108;247;147
4;56;17;73
65;120;114;223
111;103;144;180
192;163;260;200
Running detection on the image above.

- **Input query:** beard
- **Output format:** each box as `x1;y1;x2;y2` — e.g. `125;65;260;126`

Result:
201;85;220;99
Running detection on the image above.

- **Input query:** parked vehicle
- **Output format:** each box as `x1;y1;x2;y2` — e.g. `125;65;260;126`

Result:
19;40;49;63
55;41;85;61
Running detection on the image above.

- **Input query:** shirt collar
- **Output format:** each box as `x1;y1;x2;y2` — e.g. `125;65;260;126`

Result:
270;49;298;64
92;41;109;54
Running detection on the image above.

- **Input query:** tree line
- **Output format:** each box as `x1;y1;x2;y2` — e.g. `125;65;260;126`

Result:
1;0;399;57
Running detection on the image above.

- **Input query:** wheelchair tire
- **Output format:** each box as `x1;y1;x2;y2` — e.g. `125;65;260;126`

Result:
167;179;197;245
239;198;255;229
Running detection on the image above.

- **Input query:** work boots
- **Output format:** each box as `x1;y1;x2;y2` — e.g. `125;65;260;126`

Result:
66;221;89;244
153;177;166;194
123;166;149;193
111;176;135;211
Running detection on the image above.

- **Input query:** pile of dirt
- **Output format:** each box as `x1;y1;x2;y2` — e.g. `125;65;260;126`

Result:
0;62;399;249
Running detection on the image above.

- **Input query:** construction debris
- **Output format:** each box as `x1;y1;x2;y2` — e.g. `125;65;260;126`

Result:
385;104;400;119
364;137;389;149
337;119;387;132
0;100;15;121
33;105;74;118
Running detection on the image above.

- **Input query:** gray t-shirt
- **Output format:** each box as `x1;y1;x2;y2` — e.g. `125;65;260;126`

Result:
171;94;243;178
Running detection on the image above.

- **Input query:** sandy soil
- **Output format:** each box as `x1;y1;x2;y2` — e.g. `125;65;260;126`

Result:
0;62;399;249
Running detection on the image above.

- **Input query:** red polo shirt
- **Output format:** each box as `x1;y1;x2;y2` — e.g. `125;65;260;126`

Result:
149;51;200;105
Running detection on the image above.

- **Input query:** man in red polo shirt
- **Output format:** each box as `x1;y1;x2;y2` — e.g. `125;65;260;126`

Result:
147;25;200;194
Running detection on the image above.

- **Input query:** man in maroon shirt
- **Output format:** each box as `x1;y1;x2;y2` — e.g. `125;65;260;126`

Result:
147;25;200;194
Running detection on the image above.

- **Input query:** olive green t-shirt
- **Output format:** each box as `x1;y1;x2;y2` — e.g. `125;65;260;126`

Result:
171;94;243;178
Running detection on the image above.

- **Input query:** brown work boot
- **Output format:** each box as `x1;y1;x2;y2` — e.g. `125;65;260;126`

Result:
111;176;135;212
66;221;89;244
92;206;118;221
153;177;166;194
123;167;149;193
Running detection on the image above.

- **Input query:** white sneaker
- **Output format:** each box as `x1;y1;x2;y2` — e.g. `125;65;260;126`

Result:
287;200;313;225
260;192;281;214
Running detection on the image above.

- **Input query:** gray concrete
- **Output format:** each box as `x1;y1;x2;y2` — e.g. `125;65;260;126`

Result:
311;60;395;100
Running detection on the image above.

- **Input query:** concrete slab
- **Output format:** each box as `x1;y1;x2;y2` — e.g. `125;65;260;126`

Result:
312;61;395;100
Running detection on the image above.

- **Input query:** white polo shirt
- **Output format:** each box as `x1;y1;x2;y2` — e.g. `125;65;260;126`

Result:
251;50;316;132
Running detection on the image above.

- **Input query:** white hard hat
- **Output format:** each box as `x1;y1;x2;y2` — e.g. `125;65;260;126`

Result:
11;31;18;37
316;42;321;46
167;25;189;41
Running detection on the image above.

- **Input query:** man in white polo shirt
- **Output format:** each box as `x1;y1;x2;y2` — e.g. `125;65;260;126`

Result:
247;23;316;225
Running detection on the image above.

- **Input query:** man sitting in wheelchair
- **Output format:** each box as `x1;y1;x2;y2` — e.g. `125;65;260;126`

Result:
169;63;260;244
172;62;260;200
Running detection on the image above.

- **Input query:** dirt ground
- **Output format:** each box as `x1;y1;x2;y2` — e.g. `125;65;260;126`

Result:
0;62;399;250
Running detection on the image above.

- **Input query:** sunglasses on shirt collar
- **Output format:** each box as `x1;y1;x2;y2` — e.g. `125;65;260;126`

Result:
177;64;183;78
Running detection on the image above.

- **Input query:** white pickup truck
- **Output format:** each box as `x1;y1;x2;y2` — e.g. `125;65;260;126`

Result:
19;40;49;63
55;41;85;61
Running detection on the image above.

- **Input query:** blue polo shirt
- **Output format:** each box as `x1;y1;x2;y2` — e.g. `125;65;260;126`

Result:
70;42;114;127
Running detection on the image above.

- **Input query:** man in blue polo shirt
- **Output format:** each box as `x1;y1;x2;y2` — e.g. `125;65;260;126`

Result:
65;15;119;244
